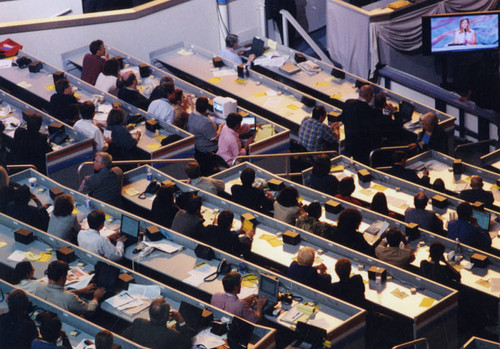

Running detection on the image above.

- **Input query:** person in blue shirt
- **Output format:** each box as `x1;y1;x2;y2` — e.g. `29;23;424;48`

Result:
218;34;255;66
447;202;491;251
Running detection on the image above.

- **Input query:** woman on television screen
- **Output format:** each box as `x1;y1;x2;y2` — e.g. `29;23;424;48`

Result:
451;18;477;45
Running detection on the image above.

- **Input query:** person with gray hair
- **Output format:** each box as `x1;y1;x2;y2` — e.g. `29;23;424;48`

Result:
80;152;123;207
286;246;331;292
409;112;448;154
217;33;255;65
459;175;494;207
122;297;192;349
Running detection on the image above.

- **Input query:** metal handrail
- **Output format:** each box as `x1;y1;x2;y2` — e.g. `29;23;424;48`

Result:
77;158;195;185
391;337;429;349
279;9;333;65
369;145;411;168
454;138;496;155
235;150;338;179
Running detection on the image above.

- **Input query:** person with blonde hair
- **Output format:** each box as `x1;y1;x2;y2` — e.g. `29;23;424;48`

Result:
286;246;331;291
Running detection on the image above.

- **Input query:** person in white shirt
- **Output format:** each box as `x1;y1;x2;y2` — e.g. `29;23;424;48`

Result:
77;209;127;261
95;58;120;96
147;81;175;124
73;101;109;152
14;261;44;294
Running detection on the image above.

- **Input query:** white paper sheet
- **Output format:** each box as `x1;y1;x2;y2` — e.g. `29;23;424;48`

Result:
128;284;161;300
0;59;12;69
8;250;26;262
144;240;183;254
263;96;282;109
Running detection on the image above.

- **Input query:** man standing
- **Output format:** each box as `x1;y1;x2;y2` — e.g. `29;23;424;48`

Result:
80;152;123;207
298;106;339;152
81;39;109;85
340;84;376;163
211;272;267;323
122;297;192;349
78;209;127;261
35;260;105;317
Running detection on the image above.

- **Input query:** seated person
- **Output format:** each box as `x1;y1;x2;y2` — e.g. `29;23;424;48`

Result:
447;202;491;250
35;260;105;317
172;88;193;131
9;112;53;175
384;151;430;186
80;152;123;207
408;112;448;154
375;227;415;268
295;201;335;239
330;258;367;309
231;167;274;213
0;165;16;212
149;76;174;103
95;330;114;349
306;154;338;196
81;39;109;85
298;106;339;152
0;289;38;349
332;208;382;257
458;175;494;207
218;33;255;65
370;192;397;218
49;78;79;124
73;101;109;152
217;113;254;166
286;246;331;292
78;209;127;261
147;81;175;124
273;186;303;225
203;210;254;259
31;311;72;349
5;185;49;231
95;58;120;95
14;261;44;294
48;193;81;243
432;178;446;192
117;72;149;110
185;161;225;195
171;194;205;239
150;184;179;229
404;192;443;235
335;176;362;206
211;272;267;323
106;108;141;161
420;241;461;287
122;297;192;349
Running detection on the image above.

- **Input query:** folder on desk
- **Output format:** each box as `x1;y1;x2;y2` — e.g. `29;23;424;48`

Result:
254;124;275;142
280;303;316;324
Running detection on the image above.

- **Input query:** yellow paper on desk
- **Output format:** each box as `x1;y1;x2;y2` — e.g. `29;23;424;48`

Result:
241;273;259;288
242;219;254;233
476;278;491;288
17;81;32;88
138;85;147;93
316;82;329;87
330;165;344;172
72;207;79;215
372;184;387;192
359;188;373;196
491;184;500;191
267;39;278;51
208;77;222;84
254;124;275;142
0;241;6;248
105;213;112;221
268;237;283;247
46;84;55;91
253;92;267;98
419;297;435;308
330;93;343;99
155;135;166;142
125;187;140;196
38;252;52;262
234;78;247;85
390;288;409;300
74;93;82;99
259;234;274;241
147;143;161;150
286;104;300;111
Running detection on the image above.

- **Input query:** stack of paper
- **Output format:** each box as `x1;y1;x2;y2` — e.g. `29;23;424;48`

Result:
183;264;217;287
144;240;183;254
280;303;316;324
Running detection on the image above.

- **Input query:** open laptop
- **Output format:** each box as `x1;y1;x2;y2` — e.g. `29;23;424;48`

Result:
472;209;491;232
258;273;279;314
291;321;327;349
120;214;140;248
179;301;204;333
93;261;120;294
397;100;415;124
242;37;265;58
227;316;254;349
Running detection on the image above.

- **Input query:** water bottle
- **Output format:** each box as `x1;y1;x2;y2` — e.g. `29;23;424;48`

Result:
85;194;91;209
375;267;381;285
146;168;153;181
454;238;461;261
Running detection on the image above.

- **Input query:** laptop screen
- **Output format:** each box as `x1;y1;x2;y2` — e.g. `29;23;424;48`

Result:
120;214;140;239
251;38;265;54
295;321;327;349
94;261;120;291
472;209;491;231
179;301;203;332
398;101;415;124
227;316;254;348
258;274;279;303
